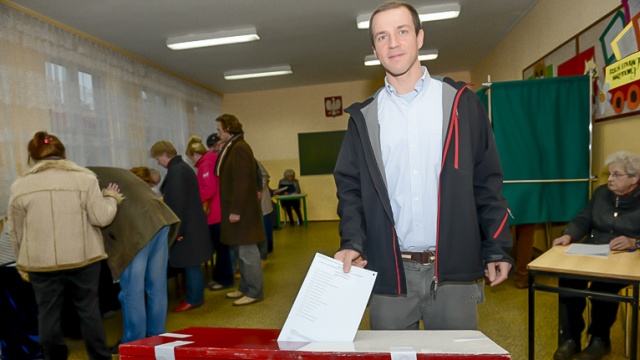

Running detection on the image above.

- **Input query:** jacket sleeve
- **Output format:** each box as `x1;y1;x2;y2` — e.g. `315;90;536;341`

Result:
229;144;257;216
334;119;366;256
86;178;122;227
7;191;25;259
198;163;216;204
162;168;186;237
467;90;513;264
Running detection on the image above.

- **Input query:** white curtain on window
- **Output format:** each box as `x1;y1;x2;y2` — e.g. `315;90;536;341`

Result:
0;4;222;215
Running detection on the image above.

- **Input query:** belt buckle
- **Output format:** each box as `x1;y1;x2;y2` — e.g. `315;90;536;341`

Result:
425;251;435;264
401;251;435;265
401;253;414;261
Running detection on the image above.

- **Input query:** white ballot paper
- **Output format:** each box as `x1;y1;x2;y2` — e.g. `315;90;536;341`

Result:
565;243;610;257
278;253;377;343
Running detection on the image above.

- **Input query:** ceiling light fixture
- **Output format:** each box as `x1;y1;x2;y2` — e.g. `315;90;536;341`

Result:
167;27;260;50
364;50;439;66
356;3;461;29
224;65;293;80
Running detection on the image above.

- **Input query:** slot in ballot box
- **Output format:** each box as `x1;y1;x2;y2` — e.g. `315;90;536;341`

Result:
119;327;510;359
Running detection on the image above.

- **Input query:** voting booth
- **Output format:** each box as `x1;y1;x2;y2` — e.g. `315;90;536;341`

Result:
119;327;510;359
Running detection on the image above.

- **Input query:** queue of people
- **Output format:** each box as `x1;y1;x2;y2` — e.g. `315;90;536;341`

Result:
2;113;274;358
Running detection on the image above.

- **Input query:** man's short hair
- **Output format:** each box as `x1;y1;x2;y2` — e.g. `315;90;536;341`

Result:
150;140;177;158
369;1;421;46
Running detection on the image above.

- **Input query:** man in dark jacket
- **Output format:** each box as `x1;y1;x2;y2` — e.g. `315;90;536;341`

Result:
88;167;180;349
333;1;513;331
215;114;265;306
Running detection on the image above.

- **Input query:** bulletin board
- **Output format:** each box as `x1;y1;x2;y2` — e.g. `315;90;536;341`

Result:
522;5;639;123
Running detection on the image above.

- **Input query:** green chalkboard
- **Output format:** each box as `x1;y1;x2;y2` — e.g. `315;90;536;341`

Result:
298;130;346;176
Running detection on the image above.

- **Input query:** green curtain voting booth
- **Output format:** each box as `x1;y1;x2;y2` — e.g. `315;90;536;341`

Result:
478;75;591;225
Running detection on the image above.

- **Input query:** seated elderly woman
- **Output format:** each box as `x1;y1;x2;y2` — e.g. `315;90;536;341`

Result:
552;151;640;360
278;169;302;225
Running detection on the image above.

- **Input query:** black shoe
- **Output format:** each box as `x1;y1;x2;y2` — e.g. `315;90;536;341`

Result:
553;339;579;360
576;337;611;360
110;341;121;355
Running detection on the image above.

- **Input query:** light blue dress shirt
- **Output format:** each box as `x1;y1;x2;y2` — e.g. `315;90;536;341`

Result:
378;67;443;251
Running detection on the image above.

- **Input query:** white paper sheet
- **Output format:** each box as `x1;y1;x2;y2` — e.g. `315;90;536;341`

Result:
278;253;377;343
154;340;194;360
565;243;610;257
390;347;417;360
160;333;192;338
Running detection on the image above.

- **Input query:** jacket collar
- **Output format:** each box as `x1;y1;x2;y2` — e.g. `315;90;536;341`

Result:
24;159;96;177
614;183;640;209
215;133;243;176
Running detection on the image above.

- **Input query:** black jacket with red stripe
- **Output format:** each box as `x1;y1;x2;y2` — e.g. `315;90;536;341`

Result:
333;77;513;295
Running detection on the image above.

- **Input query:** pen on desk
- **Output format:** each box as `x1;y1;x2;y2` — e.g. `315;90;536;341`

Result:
612;249;636;254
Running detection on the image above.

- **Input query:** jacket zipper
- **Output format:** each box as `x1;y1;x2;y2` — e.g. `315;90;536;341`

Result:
391;227;402;294
433;84;470;299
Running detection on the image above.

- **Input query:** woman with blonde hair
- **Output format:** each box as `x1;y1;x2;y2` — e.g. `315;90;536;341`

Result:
8;131;122;360
185;136;233;290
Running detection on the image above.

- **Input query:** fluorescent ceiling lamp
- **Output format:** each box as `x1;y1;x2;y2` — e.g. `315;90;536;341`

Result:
167;27;260;50
224;65;293;80
364;50;439;66
356;3;460;29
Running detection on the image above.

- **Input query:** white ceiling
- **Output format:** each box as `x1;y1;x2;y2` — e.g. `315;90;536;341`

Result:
6;0;538;94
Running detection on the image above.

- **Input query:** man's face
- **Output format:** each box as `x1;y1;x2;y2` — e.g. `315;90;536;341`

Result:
154;153;171;169
371;7;424;78
216;122;232;142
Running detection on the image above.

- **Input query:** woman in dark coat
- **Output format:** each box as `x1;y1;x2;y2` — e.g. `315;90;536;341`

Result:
150;140;213;312
215;114;265;306
551;151;640;360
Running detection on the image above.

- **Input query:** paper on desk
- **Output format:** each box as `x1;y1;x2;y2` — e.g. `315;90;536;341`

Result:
565;243;610;257
278;253;377;343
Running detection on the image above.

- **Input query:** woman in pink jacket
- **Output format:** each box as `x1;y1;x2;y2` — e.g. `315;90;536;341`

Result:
186;136;234;290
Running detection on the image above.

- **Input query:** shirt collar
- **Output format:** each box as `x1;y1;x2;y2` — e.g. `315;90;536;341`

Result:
384;66;430;97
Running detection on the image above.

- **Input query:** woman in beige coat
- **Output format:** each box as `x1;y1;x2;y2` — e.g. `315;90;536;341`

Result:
8;131;123;360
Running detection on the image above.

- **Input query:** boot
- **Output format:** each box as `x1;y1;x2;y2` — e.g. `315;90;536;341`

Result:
553;338;579;360
576;337;611;360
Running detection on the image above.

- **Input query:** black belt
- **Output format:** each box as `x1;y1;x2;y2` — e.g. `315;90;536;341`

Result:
401;251;436;265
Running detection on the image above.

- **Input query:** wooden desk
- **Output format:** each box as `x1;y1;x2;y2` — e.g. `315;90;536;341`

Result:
119;327;510;359
275;194;308;228
527;246;640;359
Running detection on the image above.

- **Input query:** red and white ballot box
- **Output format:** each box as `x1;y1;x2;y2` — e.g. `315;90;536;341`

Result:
119;327;510;359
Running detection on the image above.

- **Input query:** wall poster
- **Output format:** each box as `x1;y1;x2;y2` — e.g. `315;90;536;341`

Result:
522;5;640;123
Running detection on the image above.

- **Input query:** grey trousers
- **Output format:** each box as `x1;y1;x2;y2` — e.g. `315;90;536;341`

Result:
369;261;484;330
235;244;264;299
